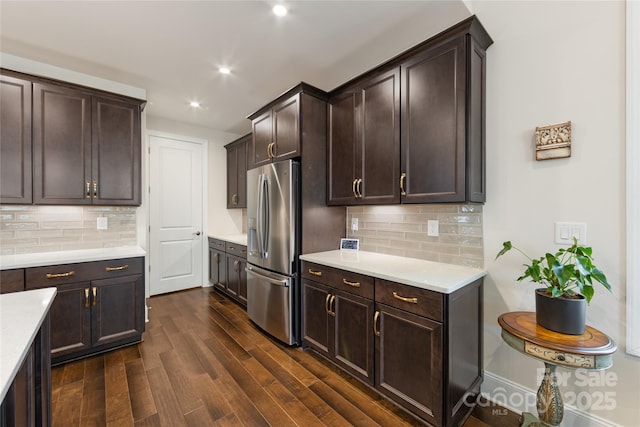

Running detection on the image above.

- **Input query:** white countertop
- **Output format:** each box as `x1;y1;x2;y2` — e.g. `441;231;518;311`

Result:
0;287;57;401
0;246;146;270
208;233;247;246
300;250;486;294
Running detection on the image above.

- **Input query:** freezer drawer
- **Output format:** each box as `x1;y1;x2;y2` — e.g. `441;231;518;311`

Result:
246;264;297;345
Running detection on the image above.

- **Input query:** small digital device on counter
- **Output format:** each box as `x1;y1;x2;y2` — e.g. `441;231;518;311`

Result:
340;238;359;251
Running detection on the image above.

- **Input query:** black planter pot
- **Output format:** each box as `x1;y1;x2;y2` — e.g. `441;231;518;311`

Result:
535;288;586;335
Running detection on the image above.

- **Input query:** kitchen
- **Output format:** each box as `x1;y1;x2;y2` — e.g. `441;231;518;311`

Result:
1;1;638;427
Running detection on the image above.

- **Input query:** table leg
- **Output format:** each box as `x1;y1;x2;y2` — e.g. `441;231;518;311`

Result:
520;363;563;426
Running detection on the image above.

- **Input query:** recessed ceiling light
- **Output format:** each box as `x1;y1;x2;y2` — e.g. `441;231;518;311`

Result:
219;67;231;75
272;4;287;17
190;101;200;108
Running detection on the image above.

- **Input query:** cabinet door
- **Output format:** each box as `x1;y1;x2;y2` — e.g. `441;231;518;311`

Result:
400;37;466;203
226;136;248;209
91;274;144;347
50;282;92;359
213;250;227;292
272;95;299;161
251;111;273;168
236;257;247;306
359;68;400;204
375;303;443;426
225;255;240;298
92;96;141;205
209;248;220;286
333;290;374;385
327;90;359;205
0;74;32;204
226;145;239;208
33;83;92;205
301;280;332;357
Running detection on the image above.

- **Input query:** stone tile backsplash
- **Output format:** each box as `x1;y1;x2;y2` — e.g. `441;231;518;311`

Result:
0;205;137;255
346;204;484;268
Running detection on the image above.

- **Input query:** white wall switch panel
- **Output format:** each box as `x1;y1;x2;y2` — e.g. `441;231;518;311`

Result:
351;217;359;231
427;220;439;237
555;222;587;245
97;217;108;230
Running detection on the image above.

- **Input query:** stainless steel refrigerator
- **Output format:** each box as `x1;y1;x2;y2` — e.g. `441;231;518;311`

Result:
246;159;300;345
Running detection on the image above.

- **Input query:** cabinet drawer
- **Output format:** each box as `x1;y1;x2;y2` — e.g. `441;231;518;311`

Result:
209;238;226;251
225;242;247;258
26;257;144;289
302;261;374;299
0;268;25;294
375;279;443;322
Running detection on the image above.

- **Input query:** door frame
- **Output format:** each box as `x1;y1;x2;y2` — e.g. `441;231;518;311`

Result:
145;129;208;299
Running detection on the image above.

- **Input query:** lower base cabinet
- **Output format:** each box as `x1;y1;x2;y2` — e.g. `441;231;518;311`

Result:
302;261;482;427
25;257;145;365
208;237;247;307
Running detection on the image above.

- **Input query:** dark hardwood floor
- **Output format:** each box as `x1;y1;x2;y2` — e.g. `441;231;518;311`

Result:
51;287;519;426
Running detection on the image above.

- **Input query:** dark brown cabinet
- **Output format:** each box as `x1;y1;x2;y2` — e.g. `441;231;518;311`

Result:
327;16;492;206
0;268;25;294
225;134;249;208
250;94;300;168
301;259;483;427
208;237;247;307
32;83;142;205
328;67;400;205
302;263;375;385
25;257;145;365
0;73;32;204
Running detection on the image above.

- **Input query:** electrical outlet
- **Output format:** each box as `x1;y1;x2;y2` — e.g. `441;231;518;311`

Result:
427;220;439;237
555;222;587;245
97;217;108;230
351;217;359;231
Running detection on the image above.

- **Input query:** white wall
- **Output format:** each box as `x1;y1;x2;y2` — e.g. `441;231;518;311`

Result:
145;116;244;236
473;1;639;425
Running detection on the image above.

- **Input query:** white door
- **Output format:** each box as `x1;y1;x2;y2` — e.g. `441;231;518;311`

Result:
149;134;204;295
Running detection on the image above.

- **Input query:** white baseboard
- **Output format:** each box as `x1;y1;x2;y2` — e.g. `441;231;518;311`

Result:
481;371;622;427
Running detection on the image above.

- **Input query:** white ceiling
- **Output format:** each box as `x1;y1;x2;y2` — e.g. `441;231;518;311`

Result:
0;1;471;136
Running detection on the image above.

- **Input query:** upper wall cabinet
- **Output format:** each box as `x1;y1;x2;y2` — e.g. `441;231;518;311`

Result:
327;16;492;205
225;133;250;209
248;83;328;169
0;73;32;204
32;83;142;205
328;67;400;206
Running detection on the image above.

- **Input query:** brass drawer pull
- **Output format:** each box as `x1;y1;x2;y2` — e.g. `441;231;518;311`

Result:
241;249;247;254
374;311;380;336
393;291;417;304
85;181;91;198
228;246;235;251
93;180;98;198
342;278;361;288
84;288;90;308
329;295;336;317
356;178;363;198
308;269;323;277
105;264;129;272
325;293;332;315
400;173;407;196
92;287;97;306
46;271;75;279
352;179;358;198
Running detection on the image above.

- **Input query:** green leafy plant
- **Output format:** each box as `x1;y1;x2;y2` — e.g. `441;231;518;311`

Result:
495;238;612;304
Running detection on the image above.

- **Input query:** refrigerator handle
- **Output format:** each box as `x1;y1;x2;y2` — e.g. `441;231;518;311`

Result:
256;174;266;257
259;174;269;257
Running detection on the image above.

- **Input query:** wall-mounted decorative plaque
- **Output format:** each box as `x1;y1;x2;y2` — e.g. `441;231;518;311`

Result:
535;121;572;160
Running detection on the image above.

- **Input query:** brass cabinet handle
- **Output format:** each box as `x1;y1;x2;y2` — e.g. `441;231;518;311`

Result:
374;311;380;337
84;288;90;308
85;181;91;198
308;269;323;277
213;252;219;262
356;179;363;198
46;271;75;279
270;142;277;158
342;278;361;288
325;293;332;315
93;180;98;198
352;179;358;198
234;259;239;271
105;264;128;272
400;173;407;196
329;295;336;317
240;249;246;254
393;291;417;304
92;287;97;306
228;246;235;251
217;243;224;248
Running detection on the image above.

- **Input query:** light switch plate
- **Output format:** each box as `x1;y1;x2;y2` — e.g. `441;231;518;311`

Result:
427;220;439;237
555;222;586;245
97;217;108;230
351;217;359;231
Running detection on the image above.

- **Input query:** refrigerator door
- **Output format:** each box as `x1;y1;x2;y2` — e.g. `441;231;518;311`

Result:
247;160;298;275
246;264;297;345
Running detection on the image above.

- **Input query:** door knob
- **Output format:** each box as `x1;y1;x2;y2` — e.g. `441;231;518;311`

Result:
192;231;201;238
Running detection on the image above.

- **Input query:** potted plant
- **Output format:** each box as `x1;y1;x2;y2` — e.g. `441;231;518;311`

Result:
495;238;612;335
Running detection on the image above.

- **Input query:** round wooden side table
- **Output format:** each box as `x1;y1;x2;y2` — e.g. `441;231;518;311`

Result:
498;311;616;426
